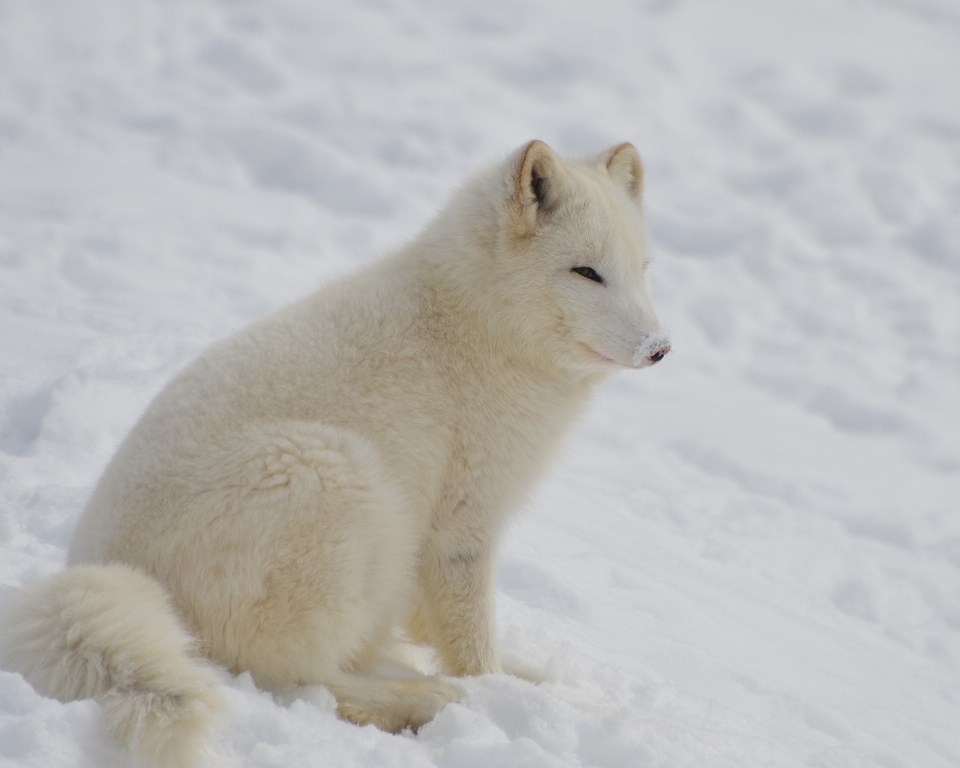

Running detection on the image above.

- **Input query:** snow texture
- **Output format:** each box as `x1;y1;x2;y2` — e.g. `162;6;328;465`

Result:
633;329;672;366
1;1;960;766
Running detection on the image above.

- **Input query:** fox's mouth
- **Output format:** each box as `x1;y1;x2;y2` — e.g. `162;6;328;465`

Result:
580;343;625;367
580;332;671;370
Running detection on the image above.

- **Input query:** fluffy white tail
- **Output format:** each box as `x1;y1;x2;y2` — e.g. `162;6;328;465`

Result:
0;564;222;767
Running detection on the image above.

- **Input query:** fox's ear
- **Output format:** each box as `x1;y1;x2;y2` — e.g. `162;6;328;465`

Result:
509;140;561;235
600;143;644;201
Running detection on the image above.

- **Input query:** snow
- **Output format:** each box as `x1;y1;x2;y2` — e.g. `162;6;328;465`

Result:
1;0;959;766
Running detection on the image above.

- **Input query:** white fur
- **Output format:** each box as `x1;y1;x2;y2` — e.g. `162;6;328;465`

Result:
0;140;666;764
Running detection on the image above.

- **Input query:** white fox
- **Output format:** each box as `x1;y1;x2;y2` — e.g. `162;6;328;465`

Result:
1;140;669;766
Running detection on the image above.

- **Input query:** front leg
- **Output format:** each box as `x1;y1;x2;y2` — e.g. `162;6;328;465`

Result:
418;541;502;677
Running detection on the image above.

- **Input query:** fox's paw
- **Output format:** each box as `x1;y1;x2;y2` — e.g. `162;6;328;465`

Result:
336;679;460;733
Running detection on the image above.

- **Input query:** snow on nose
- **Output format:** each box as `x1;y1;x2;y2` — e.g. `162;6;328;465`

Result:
632;329;672;366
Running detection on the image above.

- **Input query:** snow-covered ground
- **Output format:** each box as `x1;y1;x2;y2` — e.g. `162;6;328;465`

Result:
2;1;959;765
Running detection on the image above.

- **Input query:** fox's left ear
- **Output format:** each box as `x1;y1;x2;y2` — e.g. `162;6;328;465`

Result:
508;140;562;236
600;143;644;202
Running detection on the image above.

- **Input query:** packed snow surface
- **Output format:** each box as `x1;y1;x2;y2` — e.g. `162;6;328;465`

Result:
2;1;960;766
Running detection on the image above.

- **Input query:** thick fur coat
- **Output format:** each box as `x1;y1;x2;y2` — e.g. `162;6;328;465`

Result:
1;140;669;766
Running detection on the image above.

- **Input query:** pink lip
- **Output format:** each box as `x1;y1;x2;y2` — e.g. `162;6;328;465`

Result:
580;343;630;368
581;342;670;369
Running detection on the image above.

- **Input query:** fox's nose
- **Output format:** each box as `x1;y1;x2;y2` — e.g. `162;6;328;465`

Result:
648;347;669;363
633;329;672;367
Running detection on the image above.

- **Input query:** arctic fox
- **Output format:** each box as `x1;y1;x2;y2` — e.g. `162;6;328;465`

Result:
1;140;669;766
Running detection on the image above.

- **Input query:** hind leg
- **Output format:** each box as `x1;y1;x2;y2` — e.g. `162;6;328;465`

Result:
161;421;421;692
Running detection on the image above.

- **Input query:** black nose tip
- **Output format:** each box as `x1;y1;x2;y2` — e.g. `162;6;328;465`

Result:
648;350;665;363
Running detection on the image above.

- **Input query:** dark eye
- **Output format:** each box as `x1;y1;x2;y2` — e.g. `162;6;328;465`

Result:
571;266;604;284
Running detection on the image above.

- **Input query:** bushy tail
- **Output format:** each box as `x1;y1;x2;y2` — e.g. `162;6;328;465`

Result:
0;564;223;767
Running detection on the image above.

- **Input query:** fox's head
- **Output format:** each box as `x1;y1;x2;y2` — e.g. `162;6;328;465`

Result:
502;140;669;374
427;140;669;377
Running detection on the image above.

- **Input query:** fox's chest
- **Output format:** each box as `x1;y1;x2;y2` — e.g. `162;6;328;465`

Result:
426;377;588;532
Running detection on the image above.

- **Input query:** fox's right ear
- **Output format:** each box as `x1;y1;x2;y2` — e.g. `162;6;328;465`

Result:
600;143;644;202
508;140;561;236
